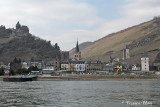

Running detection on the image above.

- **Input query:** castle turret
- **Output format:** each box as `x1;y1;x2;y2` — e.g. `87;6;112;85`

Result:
15;21;29;36
16;21;21;30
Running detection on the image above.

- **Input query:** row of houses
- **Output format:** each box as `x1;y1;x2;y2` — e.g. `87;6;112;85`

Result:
61;60;103;72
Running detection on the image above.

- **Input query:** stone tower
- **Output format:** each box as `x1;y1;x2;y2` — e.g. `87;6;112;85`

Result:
16;21;21;30
141;52;149;71
61;51;69;62
53;55;60;71
15;21;29;36
74;41;81;60
123;46;130;60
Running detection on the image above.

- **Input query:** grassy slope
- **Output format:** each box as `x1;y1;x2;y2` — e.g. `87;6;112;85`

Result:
81;19;160;63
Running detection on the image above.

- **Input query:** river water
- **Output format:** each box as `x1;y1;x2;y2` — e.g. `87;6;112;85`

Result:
0;80;160;107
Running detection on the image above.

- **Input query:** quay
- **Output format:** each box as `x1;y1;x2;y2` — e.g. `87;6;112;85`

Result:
0;75;160;81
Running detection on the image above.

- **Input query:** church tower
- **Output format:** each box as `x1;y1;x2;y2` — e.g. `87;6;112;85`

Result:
74;41;81;60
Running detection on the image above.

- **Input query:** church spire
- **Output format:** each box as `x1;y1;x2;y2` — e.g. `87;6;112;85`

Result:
75;40;79;53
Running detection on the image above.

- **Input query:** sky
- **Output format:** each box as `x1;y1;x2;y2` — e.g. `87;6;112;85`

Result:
0;0;160;51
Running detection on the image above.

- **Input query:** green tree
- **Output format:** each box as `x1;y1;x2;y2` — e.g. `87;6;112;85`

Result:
9;69;15;75
17;68;28;74
54;43;60;50
10;58;22;73
18;58;21;63
13;57;18;63
0;68;4;76
28;66;39;73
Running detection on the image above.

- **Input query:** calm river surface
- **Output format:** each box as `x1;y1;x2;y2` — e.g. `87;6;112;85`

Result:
0;80;160;107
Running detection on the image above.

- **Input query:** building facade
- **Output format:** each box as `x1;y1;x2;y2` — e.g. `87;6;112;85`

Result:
141;52;149;71
123;46;130;60
75;61;86;72
53;57;60;71
61;62;69;71
61;61;86;72
61;51;69;62
86;60;103;71
45;61;54;70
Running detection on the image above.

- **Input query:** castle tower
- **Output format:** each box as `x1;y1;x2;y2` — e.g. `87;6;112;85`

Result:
141;52;149;71
16;21;21;30
74;41;81;61
53;55;60;71
15;21;29;36
123;46;130;60
61;51;69;62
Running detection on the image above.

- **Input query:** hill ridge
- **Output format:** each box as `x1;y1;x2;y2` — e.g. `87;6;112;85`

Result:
0;22;60;64
80;17;160;64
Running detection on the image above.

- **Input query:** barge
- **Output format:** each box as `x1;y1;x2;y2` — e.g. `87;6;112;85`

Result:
3;75;37;82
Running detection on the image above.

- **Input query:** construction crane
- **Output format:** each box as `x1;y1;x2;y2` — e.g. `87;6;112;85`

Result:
114;66;122;75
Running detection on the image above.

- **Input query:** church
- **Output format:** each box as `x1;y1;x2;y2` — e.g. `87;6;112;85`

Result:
73;41;81;61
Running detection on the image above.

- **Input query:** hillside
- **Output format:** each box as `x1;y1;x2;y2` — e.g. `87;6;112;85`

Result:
81;17;160;64
69;41;92;57
0;23;60;64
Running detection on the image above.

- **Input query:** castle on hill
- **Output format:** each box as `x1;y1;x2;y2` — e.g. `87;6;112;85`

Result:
15;21;29;36
0;21;30;37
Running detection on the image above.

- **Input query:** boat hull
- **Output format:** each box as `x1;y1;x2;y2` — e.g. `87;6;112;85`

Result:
3;76;37;82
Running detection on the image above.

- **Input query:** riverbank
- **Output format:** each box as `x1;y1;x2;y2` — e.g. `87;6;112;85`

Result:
37;75;160;81
0;75;160;81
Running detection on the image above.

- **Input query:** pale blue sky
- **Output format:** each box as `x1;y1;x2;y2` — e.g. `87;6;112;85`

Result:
77;0;125;20
0;0;160;50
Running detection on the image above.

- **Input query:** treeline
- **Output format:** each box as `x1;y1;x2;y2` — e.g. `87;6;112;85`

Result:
0;25;12;37
0;68;4;76
0;34;61;63
8;57;39;76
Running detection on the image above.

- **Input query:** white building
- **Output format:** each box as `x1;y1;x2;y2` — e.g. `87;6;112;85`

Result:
42;68;54;76
45;61;54;70
22;62;28;69
141;52;149;71
123;46;130;60
22;62;43;69
132;64;140;71
76;64;86;72
61;63;69;70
